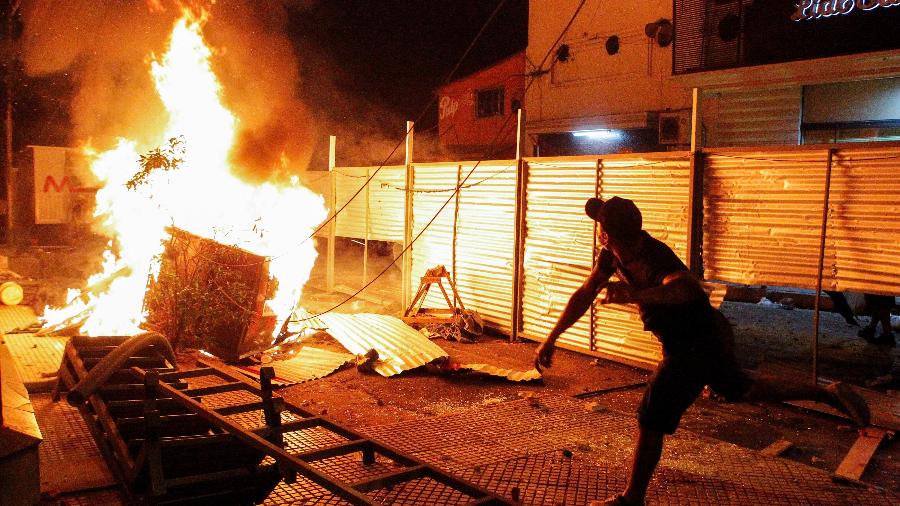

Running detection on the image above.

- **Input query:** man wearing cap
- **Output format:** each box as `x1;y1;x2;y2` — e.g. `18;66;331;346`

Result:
534;196;871;506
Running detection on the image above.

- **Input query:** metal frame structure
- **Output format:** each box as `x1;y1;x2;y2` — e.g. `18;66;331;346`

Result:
56;335;512;505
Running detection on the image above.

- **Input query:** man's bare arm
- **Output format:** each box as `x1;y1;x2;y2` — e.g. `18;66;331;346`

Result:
602;271;705;306
535;267;610;371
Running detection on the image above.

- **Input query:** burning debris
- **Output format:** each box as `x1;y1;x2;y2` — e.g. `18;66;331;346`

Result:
38;8;325;346
143;227;276;362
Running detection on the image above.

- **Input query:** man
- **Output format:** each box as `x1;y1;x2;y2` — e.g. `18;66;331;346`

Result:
534;196;871;506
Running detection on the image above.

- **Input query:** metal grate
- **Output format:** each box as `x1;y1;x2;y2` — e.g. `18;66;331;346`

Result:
368;476;473;505
363;394;899;505
2;333;66;386
32;394;104;463
49;488;123;506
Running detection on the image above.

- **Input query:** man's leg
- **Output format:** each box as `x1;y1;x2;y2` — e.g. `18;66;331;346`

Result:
741;373;869;426
622;427;665;505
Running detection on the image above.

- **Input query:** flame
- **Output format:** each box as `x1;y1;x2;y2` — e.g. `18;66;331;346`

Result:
42;12;325;339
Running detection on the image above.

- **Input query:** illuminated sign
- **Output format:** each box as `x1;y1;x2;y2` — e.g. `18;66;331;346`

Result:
792;0;900;22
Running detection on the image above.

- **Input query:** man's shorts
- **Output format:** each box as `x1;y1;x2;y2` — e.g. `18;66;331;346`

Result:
637;310;753;434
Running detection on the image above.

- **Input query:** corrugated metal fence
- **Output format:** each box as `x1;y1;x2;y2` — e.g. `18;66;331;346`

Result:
303;142;900;369
704;144;900;295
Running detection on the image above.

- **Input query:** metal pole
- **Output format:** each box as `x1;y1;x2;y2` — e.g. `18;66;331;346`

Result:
510;109;527;342
812;148;834;384
687;87;704;276
3;2;17;243
327;136;336;292
452;164;461;295
402;121;414;311
590;158;602;352
363;167;370;286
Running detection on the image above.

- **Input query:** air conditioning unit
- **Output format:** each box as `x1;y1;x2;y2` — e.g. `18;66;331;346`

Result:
658;111;690;145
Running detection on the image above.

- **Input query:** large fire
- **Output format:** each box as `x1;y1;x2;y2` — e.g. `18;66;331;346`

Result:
42;11;326;340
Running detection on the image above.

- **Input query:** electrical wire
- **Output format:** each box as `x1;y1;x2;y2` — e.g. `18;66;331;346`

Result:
289;0;592;325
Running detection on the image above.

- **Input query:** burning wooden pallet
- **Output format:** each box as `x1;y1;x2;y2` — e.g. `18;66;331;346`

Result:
56;335;513;505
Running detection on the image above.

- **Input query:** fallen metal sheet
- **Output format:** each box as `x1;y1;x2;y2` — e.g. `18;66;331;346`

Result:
285;307;328;335
456;363;542;382
240;346;355;386
318;313;448;377
2;333;67;391
0;305;39;333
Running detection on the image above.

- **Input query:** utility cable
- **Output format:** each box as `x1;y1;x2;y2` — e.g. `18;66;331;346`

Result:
288;0;592;325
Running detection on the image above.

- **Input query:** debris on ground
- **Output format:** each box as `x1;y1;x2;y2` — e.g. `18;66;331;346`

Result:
356;348;379;373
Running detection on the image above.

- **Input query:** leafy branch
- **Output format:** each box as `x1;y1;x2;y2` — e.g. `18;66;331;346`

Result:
127;136;186;190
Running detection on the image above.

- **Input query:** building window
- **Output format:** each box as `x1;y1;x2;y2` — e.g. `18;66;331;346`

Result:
803;122;900;144
802;78;900;144
476;88;504;118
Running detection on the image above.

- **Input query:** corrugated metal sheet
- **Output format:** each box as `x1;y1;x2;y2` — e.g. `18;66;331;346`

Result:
317;313;447;377
409;164;459;310
456;363;542;382
707;87;801;147
332;166;406;241
704;149;833;288
285;307;327;335
706;145;900;295
243;347;355;386
520;154;690;368
521;158;596;353
827;146;900;294
0;305;38;333
454;161;517;332
592;154;691;367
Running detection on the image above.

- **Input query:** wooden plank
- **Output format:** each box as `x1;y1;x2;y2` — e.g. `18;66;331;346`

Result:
833;428;891;481
760;439;794;457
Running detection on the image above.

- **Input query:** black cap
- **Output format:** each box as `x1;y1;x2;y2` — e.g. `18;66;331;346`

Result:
585;196;642;239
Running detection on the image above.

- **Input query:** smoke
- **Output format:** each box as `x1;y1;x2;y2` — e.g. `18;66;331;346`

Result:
18;0;320;180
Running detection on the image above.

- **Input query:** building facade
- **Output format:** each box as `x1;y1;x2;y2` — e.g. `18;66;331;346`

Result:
436;52;526;159
525;0;692;155
672;0;900;147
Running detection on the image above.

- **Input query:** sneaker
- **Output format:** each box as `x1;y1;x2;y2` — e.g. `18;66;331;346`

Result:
825;382;871;427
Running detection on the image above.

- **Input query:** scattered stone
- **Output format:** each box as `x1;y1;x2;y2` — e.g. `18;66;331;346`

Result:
589;358;602;366
576;443;593;452
319;408;328;415
810;456;824;464
584;401;606;413
376;399;385;407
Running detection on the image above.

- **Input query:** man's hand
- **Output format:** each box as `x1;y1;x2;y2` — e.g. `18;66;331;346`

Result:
534;339;556;372
599;281;636;304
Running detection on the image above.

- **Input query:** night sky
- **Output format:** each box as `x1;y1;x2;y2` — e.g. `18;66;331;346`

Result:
287;0;528;133
8;1;528;166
